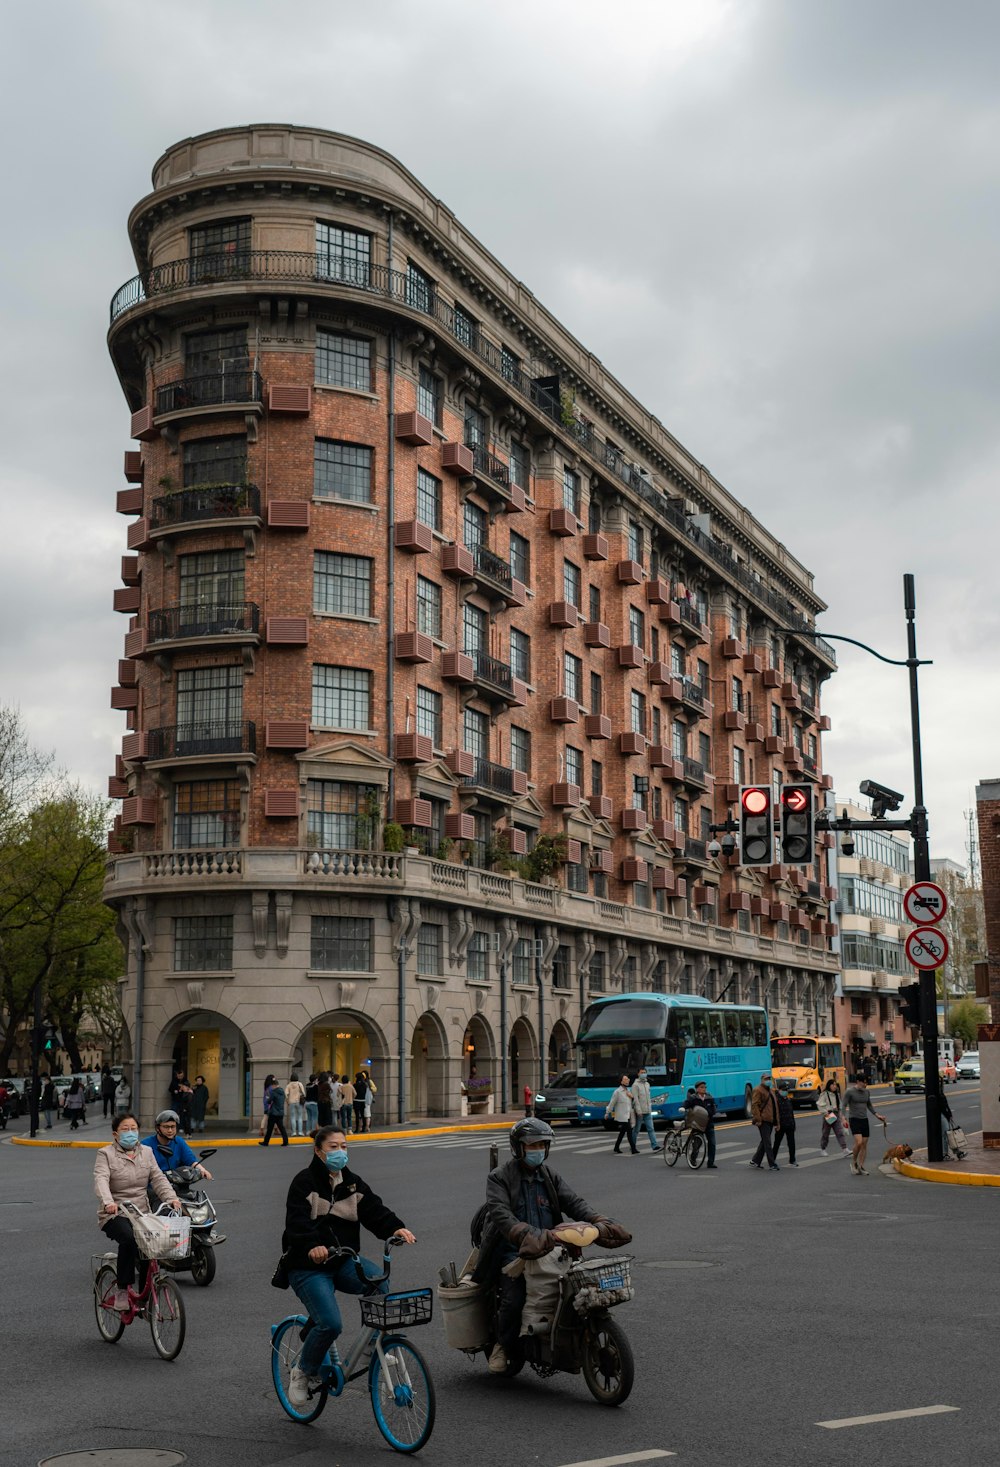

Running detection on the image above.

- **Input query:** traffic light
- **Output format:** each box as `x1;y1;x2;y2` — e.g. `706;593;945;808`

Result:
738;785;774;866
899;982;922;1027
779;784;814;864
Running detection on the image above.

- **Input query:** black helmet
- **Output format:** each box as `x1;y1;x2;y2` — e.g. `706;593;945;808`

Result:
509;1116;554;1160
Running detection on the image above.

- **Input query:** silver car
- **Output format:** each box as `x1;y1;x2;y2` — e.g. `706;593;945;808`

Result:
956;1053;980;1079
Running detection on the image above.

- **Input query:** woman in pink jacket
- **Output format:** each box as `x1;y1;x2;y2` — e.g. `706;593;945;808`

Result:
93;1112;179;1311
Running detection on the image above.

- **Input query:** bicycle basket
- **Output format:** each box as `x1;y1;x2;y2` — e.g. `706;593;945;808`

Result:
565;1256;634;1314
359;1288;433;1330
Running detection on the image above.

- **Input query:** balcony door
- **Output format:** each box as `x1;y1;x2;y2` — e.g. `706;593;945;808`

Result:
175;666;244;754
178;550;245;637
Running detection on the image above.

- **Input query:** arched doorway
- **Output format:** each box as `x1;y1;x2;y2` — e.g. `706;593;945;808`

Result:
410;1011;449;1117
298;1010;390;1125
548;1020;574;1080
509;1017;537;1101
160;1010;252;1126
461;1014;496;1090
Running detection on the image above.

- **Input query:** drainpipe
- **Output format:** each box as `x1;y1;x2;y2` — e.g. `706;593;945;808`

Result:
133;902;145;1126
386;213;396;808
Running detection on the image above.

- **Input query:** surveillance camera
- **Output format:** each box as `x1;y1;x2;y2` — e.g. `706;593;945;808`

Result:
859;779;904;815
707;838;722;858
841;836;856;857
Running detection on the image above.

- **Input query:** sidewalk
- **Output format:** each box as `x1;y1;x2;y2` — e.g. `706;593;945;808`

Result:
895;1133;1000;1187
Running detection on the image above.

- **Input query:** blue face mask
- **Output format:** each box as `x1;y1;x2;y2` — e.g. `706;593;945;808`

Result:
325;1149;349;1172
523;1149;545;1168
118;1131;139;1149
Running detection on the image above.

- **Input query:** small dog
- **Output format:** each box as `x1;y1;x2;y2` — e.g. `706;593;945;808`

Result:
883;1142;913;1162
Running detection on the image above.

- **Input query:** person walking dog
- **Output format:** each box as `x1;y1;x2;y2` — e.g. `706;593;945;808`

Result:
843;1073;887;1175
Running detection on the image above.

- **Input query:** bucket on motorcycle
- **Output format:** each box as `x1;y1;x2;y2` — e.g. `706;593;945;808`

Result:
438;1281;491;1350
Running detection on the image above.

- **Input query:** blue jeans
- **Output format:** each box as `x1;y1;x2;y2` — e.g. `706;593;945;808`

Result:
339;1105;353;1132
635;1112;659;1150
304;1101;319;1133
288;1257;388;1376
288;1102;305;1135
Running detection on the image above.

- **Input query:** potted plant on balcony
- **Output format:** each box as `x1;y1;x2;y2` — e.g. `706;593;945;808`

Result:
518;833;568;886
381;821;405;853
403;829;428;855
434;837;454;861
462;1073;493;1114
355;790;384;851
485;831;520;873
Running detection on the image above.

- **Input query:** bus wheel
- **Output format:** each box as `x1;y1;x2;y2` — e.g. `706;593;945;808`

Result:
744;1084;753;1119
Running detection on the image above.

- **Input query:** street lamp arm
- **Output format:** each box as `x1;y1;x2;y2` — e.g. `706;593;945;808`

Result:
775;627;932;669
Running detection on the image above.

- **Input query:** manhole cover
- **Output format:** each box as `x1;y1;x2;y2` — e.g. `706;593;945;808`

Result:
644;1259;718;1269
39;1453;186;1466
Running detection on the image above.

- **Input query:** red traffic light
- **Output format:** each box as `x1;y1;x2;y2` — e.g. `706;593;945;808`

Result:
742;788;770;815
782;787;809;812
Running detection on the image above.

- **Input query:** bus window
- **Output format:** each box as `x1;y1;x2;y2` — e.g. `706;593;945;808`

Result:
644;1043;666;1070
693;1012;710;1048
723;1011;741;1047
705;1012;725;1047
672;1010;695;1048
739;1013;755;1046
752;1013;768;1047
819;1043;842;1069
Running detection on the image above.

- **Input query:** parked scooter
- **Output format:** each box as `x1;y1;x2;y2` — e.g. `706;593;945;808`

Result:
159;1147;226;1286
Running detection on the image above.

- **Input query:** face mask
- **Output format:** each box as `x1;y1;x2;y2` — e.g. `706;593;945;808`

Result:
325;1149;349;1172
118;1131;139;1149
638;1073;647;1082
523;1150;545;1168
763;1080;772;1089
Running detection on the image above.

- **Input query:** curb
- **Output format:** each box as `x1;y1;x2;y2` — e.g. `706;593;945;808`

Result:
9;1119;517;1151
893;1156;1000;1188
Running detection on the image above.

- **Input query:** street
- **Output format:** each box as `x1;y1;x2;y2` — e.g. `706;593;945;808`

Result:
2;1082;995;1467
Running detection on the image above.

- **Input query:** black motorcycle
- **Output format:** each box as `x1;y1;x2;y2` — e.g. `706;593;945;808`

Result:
160;1148;226;1286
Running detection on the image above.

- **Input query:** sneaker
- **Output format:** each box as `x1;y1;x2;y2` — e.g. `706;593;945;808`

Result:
707;1163;718;1169
850;1160;859;1174
288;1366;322;1408
488;1343;509;1374
768;1165;780;1171
112;1289;130;1311
749;1160;761;1169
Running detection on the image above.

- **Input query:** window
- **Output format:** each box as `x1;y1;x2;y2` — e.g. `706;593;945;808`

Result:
591;761;603;796
454;304;478;349
631;690;646;737
416;468;441;530
563;560;581;608
463;602;488;655
510;629;531;683
731;677;743;712
467;931;488;982
509;530;530;585
184;328;249;390
463;499;487;549
314;440;373;502
672;719;687;760
416;576;442;639
562;468;581;516
509;440;530;490
651;785;662;819
650;627;659;661
463;707;489;759
417;365;441;424
174;915;232;972
316;331;372;391
176;665;243;747
416;686;442;747
173;780;241;848
552;945;571;989
406;261;434;313
566;861;588;894
589;585;601;623
501;345;520;383
632;774;648;813
314;552;373;617
513;938;533;984
729;601;743;639
464;404;487;451
588;497;602;534
311;916;373;972
183;435;246;488
590;951;607;991
629;606;645;649
695;589;708;624
315;222;371;287
190;218;250;280
590;671;603;715
733;746;746;784
771;703;783;736
697;659;709;694
178;549;244;616
564;652;583;702
510;725;531;775
698;731;711;768
700;806;712;842
674;796;689;835
312;665;371;729
671;643;686;677
627;519;643;564
306;779;380;848
793;721;804;750
565;746;584;788
416;923;442;976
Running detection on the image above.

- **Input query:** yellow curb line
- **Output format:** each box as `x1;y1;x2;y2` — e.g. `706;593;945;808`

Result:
894;1156;1000;1187
10;1120;516;1151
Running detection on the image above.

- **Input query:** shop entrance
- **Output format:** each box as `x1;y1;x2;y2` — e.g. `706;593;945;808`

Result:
312;1025;371;1082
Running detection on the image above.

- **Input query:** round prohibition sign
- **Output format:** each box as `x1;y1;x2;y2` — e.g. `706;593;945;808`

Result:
903;881;948;926
905;926;949;970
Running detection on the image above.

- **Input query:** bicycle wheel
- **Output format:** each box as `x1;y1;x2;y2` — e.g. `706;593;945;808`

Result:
149;1275;186;1360
94;1265;125;1343
370;1334;435;1453
687;1132;707;1170
581;1314;635;1407
664;1133;681;1167
271;1315;329;1424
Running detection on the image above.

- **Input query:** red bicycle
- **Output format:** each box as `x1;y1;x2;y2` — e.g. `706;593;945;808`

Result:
93;1251;186;1359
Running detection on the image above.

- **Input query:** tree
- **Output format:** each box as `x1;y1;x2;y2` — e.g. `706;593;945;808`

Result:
946;997;989;1049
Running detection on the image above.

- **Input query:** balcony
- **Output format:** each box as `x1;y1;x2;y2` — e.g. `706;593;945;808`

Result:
146;602;261;652
679;679;709;716
462;757;528;802
470;543;524;606
681;837;710;863
471;651;523;705
470;446;522;512
153;368;263;421
150;483;261;536
147;720;257;764
681;756;708;788
677;601;709;642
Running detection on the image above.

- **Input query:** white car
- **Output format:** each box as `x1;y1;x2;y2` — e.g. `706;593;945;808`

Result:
956;1053;980;1079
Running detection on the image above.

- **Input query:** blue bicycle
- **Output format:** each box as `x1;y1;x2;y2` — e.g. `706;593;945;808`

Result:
270;1238;435;1453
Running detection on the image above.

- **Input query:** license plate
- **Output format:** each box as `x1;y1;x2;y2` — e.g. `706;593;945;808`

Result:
550;1107;568;1115
599;1274;624;1290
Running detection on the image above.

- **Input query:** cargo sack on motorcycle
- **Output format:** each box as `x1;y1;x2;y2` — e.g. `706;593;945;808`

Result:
520;1248;571;1338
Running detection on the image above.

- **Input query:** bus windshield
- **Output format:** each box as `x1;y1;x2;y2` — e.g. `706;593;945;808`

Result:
578;1001;668;1041
771;1039;816;1068
577;1040;667;1085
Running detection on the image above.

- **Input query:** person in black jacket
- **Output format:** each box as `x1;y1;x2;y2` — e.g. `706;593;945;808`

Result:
772;1086;798;1166
282;1125;415;1407
682;1081;720;1168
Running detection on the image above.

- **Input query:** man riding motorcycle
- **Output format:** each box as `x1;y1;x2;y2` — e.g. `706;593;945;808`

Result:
473;1117;630;1373
141;1110;213;1180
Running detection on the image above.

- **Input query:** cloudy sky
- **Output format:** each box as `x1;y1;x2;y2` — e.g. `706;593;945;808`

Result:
1;0;996;866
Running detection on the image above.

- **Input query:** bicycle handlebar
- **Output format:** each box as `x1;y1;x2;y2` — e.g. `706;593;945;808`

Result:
322;1232;406;1287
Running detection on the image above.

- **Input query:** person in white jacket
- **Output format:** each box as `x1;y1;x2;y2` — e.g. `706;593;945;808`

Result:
605;1076;638;1154
629;1068;661;1152
817;1076;848;1156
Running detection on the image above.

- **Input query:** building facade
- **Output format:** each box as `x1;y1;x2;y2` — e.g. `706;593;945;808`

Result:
832;802;916;1070
105;125;839;1127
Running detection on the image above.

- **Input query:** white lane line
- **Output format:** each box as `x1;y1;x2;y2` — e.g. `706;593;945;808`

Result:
555;1452;676;1467
817;1405;959;1430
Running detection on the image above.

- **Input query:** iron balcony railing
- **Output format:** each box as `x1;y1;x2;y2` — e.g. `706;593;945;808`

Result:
463;757;519;797
677;601;707;632
471;650;515;698
471;542;513;593
150;484;261;531
802;752;818;774
682;756;707;785
147;602;261;644
471;444;511;489
154;368;263;416
680;678;706;708
684;837;708;861
148;720;257;760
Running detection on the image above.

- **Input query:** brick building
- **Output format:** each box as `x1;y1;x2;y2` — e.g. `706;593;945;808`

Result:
975;779;1000;1025
105;125;838;1127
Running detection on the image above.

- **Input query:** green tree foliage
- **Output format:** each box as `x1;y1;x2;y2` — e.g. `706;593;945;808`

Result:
946;997;989;1049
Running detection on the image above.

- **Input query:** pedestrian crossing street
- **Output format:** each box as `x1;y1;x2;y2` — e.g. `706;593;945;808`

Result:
367;1130;857;1170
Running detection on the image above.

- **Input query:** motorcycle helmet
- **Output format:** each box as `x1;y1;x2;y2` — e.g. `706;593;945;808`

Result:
155;1109;180;1127
509;1116;554;1160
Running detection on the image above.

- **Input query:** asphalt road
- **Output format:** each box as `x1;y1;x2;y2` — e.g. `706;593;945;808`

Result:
2;1082;994;1467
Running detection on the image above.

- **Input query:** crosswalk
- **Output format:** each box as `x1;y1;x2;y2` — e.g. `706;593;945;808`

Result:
366;1130;857;1170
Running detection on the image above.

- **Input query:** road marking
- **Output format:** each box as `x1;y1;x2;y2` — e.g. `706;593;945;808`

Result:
555;1452;676;1467
817;1405;959;1429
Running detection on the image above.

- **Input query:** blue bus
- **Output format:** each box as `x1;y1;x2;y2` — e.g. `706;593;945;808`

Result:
575;992;771;1123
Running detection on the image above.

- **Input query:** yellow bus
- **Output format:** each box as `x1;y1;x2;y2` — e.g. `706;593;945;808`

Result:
770;1035;846;1108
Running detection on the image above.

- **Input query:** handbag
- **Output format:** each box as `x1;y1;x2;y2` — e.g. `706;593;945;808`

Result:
126;1204;191;1260
270;1251;291;1290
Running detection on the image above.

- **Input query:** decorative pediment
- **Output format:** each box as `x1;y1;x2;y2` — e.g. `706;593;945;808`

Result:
509;791;545;825
296;739;394;784
414;759;462;801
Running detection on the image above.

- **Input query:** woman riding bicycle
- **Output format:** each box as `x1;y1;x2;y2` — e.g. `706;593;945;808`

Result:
94;1112;180;1311
282;1125;415;1407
